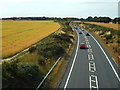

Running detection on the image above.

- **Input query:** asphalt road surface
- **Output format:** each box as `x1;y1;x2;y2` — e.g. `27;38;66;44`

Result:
58;25;120;90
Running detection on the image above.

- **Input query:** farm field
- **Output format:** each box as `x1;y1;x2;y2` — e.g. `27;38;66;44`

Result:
85;22;120;30
2;20;60;58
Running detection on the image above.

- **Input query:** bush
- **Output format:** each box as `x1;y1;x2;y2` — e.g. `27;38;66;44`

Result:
116;40;120;43
38;56;46;65
2;61;43;88
104;34;112;40
38;44;65;59
29;46;36;53
99;32;105;36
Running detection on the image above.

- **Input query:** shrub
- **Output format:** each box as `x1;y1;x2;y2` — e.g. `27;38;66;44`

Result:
104;34;112;40
29;46;36;53
99;32;105;36
38;56;46;65
116;40;120;43
2;61;43;88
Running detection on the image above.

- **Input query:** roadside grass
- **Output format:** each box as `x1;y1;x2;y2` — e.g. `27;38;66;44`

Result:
2;21;75;88
2;20;60;58
72;22;120;67
41;30;76;88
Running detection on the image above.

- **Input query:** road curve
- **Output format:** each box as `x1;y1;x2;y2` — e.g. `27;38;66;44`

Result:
58;25;120;89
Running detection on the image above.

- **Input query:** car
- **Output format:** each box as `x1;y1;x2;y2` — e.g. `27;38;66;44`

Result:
86;33;90;36
80;43;87;49
82;29;84;31
79;32;82;34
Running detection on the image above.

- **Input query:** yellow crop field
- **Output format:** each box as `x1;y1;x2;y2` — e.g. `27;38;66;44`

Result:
2;20;60;58
86;22;120;30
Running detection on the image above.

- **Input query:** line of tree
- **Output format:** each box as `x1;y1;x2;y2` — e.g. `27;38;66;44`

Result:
86;16;112;23
112;17;120;24
2;16;120;24
2;16;79;21
80;16;120;24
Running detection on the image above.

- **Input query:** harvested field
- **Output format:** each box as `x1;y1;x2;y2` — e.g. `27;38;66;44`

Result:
85;22;120;30
2;20;60;58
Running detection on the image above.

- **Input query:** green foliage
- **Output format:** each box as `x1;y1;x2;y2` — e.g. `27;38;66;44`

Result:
99;32;105;36
29;46;37;53
104;34;113;40
38;55;46;65
2;61;43;88
2;21;74;88
116;39;120;43
86;16;112;23
36;21;73;60
112;17;120;24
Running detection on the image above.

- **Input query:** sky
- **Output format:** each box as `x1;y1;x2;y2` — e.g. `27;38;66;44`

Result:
0;0;119;18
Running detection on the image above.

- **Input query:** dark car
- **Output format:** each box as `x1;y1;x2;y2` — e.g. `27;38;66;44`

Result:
80;43;87;49
86;33;90;36
79;32;82;34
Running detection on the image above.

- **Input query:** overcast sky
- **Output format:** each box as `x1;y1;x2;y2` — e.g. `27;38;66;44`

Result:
1;0;119;18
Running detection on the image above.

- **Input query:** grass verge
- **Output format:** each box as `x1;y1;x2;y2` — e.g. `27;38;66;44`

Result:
2;21;75;89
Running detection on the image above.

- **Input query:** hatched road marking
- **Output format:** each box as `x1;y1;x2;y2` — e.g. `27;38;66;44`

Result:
89;61;96;72
90;75;99;90
88;49;92;54
88;54;94;60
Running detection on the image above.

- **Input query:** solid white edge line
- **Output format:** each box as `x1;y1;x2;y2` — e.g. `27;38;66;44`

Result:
36;56;62;90
64;30;79;89
90;33;120;82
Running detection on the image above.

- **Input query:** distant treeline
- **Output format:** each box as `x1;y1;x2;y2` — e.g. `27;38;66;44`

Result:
2;17;79;21
80;16;120;24
2;16;120;24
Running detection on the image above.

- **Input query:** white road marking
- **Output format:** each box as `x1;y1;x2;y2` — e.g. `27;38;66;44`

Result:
87;44;91;48
90;75;99;90
64;30;79;89
88;49;92;54
90;33;120;82
85;39;88;41
86;41;89;44
87;45;89;48
89;45;91;48
89;61;96;72
88;54;94;60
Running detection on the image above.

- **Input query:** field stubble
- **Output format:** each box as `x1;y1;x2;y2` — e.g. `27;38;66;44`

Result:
2;20;60;58
86;22;120;30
